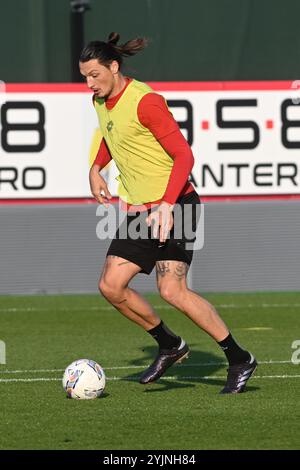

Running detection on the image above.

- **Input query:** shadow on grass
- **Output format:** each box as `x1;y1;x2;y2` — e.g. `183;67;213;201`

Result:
122;345;259;394
65;392;111;400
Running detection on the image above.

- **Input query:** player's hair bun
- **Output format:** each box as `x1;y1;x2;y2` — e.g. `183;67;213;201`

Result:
108;32;120;45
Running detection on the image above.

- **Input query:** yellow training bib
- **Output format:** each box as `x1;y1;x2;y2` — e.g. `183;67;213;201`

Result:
94;80;173;204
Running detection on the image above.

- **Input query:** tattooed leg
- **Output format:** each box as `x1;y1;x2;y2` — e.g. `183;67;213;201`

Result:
156;260;228;341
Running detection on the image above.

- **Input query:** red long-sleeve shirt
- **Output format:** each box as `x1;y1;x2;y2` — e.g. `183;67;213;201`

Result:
93;79;195;207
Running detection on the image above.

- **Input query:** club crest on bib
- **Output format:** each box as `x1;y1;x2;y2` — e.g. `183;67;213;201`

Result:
107;120;114;131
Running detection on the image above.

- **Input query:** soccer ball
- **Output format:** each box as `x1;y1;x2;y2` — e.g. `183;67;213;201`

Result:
62;359;106;399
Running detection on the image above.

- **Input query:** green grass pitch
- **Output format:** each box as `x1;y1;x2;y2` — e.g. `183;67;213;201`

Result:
0;292;299;450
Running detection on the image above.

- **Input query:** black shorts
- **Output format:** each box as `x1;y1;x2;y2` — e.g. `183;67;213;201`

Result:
106;190;201;274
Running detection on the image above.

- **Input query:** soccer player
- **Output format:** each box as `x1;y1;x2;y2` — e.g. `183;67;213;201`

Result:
79;32;257;393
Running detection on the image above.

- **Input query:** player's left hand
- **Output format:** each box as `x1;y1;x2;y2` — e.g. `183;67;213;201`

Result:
145;201;174;243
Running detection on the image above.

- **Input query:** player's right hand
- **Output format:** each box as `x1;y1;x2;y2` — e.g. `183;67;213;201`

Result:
89;166;112;207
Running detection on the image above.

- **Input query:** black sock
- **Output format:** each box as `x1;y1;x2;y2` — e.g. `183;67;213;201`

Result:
218;333;251;365
148;321;180;350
